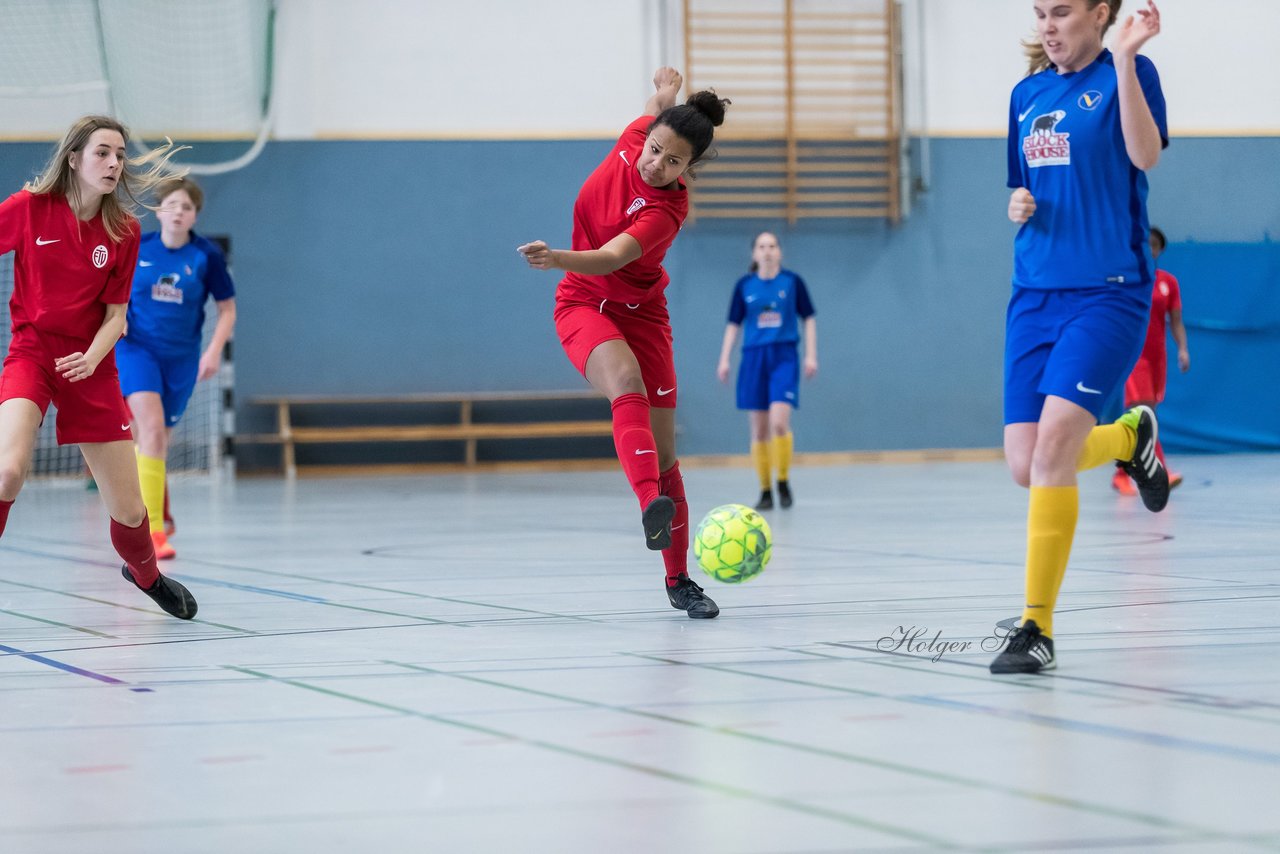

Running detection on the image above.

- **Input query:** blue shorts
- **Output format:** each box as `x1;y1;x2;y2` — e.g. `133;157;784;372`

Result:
1004;285;1150;424
736;343;799;411
115;337;200;426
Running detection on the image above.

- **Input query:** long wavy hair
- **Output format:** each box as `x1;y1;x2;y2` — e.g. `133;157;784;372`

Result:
1024;0;1121;76
25;116;185;242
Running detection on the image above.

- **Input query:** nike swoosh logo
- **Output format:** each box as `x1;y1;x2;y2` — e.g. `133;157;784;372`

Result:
1018;104;1036;122
35;237;60;246
656;387;674;396
1076;382;1102;395
671;524;686;531
121;424;131;431
618;150;630;165
139;260;154;266
635;449;655;455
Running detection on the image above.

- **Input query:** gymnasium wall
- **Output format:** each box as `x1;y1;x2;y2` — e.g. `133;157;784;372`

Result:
1;0;1277;460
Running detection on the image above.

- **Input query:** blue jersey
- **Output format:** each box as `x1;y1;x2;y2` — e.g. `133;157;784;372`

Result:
125;231;235;357
727;269;815;349
1007;50;1168;290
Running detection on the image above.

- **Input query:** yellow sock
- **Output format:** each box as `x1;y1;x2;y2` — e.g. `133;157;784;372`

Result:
773;433;793;481
1020;486;1079;638
137;453;166;534
751;441;772;489
1077;422;1136;471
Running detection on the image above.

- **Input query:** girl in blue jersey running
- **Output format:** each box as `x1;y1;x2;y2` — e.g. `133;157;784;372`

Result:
117;176;237;560
990;0;1170;674
716;232;817;510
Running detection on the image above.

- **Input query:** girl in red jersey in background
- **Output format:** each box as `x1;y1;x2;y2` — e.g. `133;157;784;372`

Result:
1113;226;1189;493
0;116;197;620
519;68;729;619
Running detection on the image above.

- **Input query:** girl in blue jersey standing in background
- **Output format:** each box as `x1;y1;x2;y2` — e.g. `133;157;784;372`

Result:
117;176;236;560
990;0;1169;674
717;231;817;510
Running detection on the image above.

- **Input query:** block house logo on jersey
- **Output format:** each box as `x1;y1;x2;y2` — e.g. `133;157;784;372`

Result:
1023;110;1070;168
626;196;647;216
151;274;184;304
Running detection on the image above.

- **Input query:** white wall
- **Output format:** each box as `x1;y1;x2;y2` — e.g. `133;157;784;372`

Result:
902;0;1280;136
2;0;1276;139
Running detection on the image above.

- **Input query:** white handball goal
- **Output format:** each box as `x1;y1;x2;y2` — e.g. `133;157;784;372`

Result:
0;0;276;175
0;247;235;480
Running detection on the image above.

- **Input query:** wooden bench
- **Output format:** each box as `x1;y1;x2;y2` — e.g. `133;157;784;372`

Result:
239;390;614;477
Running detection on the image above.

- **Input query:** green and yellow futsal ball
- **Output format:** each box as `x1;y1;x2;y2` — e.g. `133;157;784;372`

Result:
694;504;772;583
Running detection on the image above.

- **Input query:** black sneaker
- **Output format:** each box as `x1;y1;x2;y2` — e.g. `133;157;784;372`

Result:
1119;405;1170;512
642;495;676;551
121;564;198;620
777;480;793;508
989;619;1055;674
755;489;774;511
666;575;720;619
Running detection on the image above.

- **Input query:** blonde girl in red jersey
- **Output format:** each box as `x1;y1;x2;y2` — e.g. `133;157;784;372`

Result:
0;116;197;619
519;68;729;618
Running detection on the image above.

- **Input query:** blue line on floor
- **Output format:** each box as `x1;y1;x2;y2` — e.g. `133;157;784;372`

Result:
174;576;328;603
0;643;152;692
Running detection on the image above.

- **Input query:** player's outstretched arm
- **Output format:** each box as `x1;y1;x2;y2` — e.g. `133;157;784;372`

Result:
644;67;683;117
517;233;643;276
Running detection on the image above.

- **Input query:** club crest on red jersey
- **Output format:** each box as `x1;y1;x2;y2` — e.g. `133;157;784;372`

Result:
626;196;647;216
91;244;109;268
1023;110;1070;168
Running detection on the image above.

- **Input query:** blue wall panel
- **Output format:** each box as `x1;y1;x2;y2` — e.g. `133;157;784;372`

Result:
2;136;1277;457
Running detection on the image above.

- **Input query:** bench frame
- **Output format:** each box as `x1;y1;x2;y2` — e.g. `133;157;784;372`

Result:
240;390;612;477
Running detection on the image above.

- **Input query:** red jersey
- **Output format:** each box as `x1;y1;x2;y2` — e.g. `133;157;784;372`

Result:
557;115;689;304
0;190;140;342
1138;269;1182;366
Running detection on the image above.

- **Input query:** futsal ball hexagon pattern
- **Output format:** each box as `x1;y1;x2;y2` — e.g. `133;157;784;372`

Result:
694;503;772;583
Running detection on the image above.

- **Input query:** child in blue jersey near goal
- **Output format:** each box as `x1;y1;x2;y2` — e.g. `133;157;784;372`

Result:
991;0;1169;674
717;231;817;510
116;177;236;560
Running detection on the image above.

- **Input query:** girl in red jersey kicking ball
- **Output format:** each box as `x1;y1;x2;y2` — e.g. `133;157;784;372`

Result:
519;68;729;619
0;116;197;620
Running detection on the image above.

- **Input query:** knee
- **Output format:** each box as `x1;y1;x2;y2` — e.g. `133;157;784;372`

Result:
1008;463;1031;489
770;421;789;438
136;424;169;457
0;464;26;501
1005;449;1032;488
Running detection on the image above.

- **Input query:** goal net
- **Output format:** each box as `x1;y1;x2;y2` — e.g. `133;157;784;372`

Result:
0;0;275;175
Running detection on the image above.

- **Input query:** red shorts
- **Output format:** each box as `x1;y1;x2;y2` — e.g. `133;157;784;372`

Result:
554;295;677;408
0;328;134;445
1124;356;1165;406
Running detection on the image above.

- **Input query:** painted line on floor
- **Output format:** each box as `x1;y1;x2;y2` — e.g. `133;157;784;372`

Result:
225;664;973;851
0;643;152;692
386;659;1242;846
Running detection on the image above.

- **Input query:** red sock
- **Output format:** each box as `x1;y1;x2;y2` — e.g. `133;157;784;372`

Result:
111;515;160;588
659;462;689;584
0;498;12;538
611;392;660;507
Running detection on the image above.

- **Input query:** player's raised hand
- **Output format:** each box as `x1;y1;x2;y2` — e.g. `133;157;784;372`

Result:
517;241;557;270
1008;188;1037;224
653;67;683;93
1113;0;1160;59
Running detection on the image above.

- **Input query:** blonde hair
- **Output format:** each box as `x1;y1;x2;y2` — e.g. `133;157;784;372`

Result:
154;176;205;212
25;115;187;243
1023;0;1121;76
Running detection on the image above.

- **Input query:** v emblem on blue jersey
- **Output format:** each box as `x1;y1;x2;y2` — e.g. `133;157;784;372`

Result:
1078;90;1103;111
